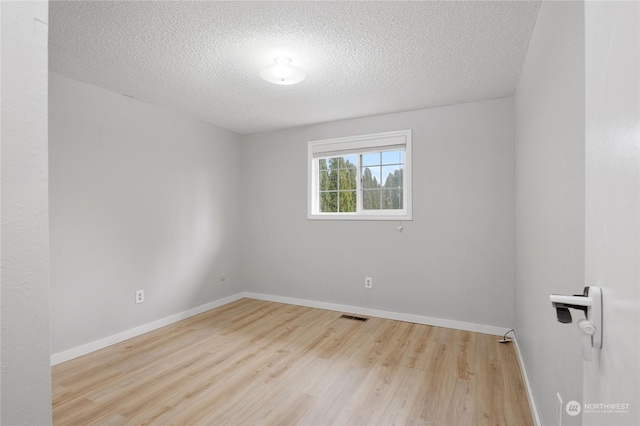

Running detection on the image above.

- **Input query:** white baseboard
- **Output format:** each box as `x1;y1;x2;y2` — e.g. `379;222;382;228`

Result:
513;335;542;426
50;292;244;366
51;291;512;366
243;291;512;336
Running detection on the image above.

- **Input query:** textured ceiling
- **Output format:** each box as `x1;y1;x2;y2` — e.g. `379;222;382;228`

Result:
50;1;540;135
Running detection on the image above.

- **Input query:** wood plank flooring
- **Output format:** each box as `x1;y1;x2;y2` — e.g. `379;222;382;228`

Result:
52;298;533;425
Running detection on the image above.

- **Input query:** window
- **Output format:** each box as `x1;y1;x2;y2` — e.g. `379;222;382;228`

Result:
308;130;412;220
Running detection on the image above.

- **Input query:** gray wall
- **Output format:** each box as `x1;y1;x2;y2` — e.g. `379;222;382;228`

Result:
1;1;53;424
242;98;514;329
49;73;243;354
514;1;585;425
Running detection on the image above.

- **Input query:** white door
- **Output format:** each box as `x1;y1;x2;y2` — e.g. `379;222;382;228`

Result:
583;2;639;425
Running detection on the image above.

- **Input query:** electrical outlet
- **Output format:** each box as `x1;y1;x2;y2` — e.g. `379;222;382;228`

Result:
365;277;372;288
135;290;144;304
556;392;563;426
219;273;226;282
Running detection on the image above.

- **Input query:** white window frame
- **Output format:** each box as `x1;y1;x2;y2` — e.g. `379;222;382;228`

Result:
308;130;412;220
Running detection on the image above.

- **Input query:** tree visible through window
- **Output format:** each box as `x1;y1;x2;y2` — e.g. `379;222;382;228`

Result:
319;156;357;213
309;130;412;220
362;151;403;210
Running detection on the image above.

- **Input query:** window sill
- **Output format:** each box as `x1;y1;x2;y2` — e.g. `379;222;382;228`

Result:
308;213;412;221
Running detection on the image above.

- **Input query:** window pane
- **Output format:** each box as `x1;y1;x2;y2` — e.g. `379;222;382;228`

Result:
340;168;357;190
319;170;331;191
320;191;338;212
382;150;402;165
363;189;381;210
328;155;356;171
343;155;357;167
331;171;339;190
382;165;402;189
362;152;381;167
319;158;328;171
327;157;340;172
339;191;357;212
362;167;374;189
381;188;403;209
395;188;403;209
362;167;380;189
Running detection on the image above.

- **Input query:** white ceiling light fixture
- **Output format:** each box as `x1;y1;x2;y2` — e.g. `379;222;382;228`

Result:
260;57;306;86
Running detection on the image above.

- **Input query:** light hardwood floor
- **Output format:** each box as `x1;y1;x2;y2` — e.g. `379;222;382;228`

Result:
52;298;533;425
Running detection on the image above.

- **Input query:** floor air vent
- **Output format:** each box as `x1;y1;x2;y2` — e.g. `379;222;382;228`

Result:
340;314;369;322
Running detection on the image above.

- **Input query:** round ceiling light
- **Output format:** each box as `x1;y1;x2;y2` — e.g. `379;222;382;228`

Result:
260;57;306;85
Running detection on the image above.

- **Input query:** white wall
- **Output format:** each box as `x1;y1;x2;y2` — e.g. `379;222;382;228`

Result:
49;73;243;354
514;2;585;425
583;2;639;424
242;97;514;329
0;1;52;424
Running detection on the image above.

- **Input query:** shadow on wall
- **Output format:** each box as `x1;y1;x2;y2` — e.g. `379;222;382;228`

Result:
148;170;234;312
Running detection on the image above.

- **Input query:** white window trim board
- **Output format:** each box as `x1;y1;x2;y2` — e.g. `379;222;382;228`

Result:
307;129;413;220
